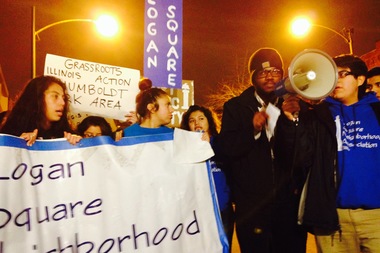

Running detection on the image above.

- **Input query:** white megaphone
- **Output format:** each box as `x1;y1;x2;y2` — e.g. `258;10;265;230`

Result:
275;49;338;100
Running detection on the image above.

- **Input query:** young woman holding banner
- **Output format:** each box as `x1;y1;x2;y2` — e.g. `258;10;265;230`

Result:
0;75;81;146
123;78;174;137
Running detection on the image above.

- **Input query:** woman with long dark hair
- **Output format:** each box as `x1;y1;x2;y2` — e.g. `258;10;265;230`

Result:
0;75;81;146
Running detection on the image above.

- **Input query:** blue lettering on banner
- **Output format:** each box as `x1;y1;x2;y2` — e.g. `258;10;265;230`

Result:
144;0;183;89
0;198;102;232
0;161;85;186
59;210;197;252
1;210;199;252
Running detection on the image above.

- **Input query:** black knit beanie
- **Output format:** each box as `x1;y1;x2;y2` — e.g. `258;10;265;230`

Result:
248;47;284;83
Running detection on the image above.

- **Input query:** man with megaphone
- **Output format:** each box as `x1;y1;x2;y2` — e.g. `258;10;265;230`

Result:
220;47;308;253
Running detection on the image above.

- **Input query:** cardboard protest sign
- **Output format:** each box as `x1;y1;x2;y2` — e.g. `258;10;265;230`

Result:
44;54;140;121
0;130;228;253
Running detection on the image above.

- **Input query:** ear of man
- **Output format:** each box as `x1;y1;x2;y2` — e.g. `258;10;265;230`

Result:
357;75;366;87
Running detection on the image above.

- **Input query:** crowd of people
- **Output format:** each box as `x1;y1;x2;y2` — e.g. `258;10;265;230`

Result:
0;47;379;253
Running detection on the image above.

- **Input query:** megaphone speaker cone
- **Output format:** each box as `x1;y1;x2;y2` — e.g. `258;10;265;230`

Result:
275;49;338;100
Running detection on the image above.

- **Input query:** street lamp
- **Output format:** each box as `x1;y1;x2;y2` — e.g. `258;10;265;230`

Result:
290;17;353;55
32;6;119;78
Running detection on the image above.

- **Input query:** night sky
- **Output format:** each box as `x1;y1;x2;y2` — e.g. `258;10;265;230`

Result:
1;0;379;106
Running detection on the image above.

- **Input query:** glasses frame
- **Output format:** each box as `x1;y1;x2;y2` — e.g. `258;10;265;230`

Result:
256;68;282;78
338;70;354;79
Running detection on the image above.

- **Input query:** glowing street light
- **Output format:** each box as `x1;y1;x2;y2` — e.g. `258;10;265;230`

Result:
291;17;312;37
32;6;119;78
94;15;119;37
290;17;353;55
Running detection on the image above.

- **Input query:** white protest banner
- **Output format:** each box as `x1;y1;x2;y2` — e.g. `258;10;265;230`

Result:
44;54;140;121
0;130;228;253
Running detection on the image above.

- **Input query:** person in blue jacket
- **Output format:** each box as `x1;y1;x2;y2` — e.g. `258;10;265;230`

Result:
124;78;174;137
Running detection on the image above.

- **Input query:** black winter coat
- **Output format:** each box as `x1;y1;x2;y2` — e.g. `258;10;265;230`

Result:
297;102;340;235
299;101;380;235
220;86;308;227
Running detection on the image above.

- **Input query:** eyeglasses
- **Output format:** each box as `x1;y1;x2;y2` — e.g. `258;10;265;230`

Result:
83;132;102;138
256;68;282;78
338;70;354;79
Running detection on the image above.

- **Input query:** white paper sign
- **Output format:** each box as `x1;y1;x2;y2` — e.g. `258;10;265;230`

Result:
44;54;140;121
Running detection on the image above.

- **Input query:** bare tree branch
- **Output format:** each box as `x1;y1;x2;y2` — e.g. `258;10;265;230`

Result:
204;54;251;120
